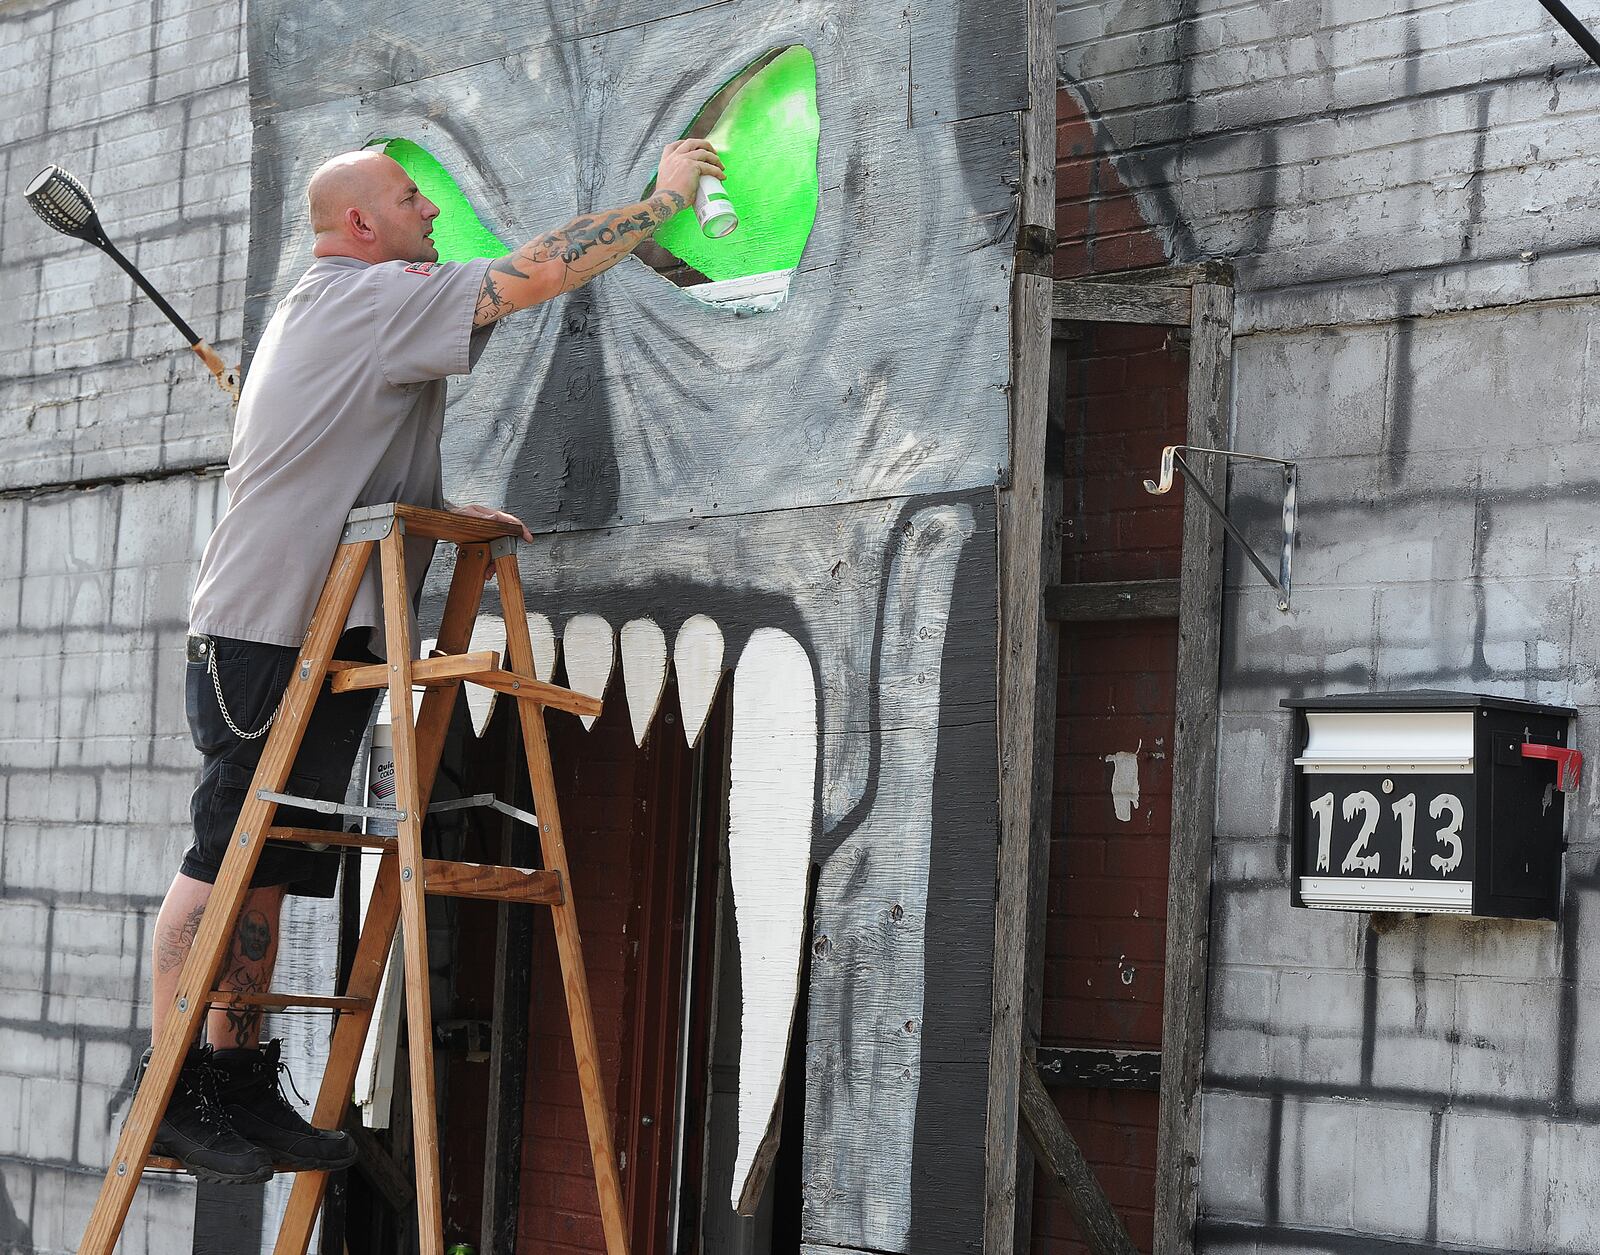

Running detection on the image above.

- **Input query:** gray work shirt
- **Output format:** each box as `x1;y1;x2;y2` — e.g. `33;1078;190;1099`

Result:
190;254;494;650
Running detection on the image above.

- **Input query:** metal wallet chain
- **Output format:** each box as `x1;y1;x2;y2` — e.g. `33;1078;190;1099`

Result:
207;643;278;740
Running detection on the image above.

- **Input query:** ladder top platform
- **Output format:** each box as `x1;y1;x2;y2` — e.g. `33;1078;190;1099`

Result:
343;503;522;545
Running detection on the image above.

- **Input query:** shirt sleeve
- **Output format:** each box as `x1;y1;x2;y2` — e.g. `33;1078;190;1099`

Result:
368;257;493;386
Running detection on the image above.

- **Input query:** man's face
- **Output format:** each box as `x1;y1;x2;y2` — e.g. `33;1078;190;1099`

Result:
367;161;439;263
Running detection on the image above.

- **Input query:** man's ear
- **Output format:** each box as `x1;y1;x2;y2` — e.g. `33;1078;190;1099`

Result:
345;205;374;241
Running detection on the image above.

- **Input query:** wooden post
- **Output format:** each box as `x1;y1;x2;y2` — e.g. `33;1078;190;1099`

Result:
1151;281;1233;1255
983;0;1058;1245
1020;1060;1139;1255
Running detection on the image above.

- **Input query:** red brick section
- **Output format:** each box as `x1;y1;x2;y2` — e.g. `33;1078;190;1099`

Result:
1030;88;1187;1255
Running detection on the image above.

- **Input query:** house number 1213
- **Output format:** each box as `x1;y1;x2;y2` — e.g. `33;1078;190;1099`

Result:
1308;788;1465;877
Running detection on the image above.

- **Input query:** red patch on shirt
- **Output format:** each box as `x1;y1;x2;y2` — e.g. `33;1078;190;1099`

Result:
403;261;437;276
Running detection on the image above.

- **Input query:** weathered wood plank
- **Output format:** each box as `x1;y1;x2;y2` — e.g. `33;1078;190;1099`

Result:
1036;1047;1162;1091
1080;262;1235;289
249;0;1026;124
247;49;1019;536
1152;282;1232;1255
1053;280;1192;326
1045;579;1181;622
982;0;1056;1247
1020;1062;1139;1255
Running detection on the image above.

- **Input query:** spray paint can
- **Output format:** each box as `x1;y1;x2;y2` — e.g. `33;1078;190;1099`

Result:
366;721;396;837
694;174;738;239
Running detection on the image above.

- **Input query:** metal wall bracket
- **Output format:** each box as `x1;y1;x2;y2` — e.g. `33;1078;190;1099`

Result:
1144;444;1298;611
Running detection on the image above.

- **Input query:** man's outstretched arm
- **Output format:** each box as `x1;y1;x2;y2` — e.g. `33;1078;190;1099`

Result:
473;137;722;327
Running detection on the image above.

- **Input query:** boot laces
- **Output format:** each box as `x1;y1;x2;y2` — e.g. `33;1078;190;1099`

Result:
183;1046;237;1131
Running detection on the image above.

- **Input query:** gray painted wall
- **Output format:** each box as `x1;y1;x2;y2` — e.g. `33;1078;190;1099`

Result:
0;0;249;1247
1060;3;1600;1252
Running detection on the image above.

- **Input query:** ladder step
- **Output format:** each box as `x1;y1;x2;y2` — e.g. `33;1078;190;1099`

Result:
206;992;373;1013
421;859;563;905
329;654;602;718
264;827;396;851
327;650;501;694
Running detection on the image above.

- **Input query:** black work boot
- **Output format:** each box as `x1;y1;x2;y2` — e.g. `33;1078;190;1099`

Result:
137;1045;275;1184
210;1039;358;1170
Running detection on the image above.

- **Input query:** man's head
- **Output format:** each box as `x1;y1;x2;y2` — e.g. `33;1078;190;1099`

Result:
307;149;439;264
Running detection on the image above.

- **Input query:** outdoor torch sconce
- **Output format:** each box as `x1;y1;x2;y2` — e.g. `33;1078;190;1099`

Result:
1283;692;1580;920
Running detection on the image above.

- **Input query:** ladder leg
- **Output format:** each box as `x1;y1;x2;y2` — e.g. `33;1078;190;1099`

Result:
79;540;372;1255
494;548;630;1255
381;527;446;1255
274;539;491;1255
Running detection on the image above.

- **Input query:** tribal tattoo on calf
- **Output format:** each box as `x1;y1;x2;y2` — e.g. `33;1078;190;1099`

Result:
474;190;689;324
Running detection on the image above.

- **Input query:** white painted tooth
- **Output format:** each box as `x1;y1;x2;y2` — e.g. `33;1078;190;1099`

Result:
620;619;668;747
527;611;558;684
465;614;507;737
727;628;816;1214
562;613;614;730
673;613;725;748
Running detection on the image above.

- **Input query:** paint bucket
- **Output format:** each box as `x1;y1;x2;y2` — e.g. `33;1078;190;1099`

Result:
367;721;396;837
694;174;738;239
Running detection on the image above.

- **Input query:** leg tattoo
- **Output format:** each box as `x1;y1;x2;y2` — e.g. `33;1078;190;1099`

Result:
218;908;276;1048
155;902;208;976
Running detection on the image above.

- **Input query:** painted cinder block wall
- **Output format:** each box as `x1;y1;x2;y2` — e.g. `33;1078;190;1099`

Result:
1059;2;1600;1251
0;0;251;1250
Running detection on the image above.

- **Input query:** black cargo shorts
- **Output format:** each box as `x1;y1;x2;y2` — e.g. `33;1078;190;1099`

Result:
180;628;381;897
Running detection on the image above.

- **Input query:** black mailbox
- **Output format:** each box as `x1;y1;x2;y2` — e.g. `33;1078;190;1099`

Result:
1281;692;1580;920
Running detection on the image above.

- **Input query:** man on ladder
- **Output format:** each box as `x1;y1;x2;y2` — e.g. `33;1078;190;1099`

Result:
141;136;724;1182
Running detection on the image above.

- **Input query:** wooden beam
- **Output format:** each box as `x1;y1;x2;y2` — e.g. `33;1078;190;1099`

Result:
1152;282;1233;1255
327;650;500;693
984;0;1057;1244
205;991;371;1013
420;858;563;904
1019;1061;1139;1255
1036;1047;1162;1091
263;826;395;851
1053;280;1191;326
1045;579;1181;623
1079;262;1235;289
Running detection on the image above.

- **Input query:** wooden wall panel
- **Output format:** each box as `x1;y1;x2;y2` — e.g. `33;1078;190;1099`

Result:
246;0;1035;1245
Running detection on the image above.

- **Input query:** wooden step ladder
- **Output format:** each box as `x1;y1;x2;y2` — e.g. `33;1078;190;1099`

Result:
79;502;629;1255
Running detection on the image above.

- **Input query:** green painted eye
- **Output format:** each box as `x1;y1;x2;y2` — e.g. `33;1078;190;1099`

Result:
650;46;820;285
375;137;507;263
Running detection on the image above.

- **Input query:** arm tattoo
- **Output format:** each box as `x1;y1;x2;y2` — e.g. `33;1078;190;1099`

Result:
475;189;689;323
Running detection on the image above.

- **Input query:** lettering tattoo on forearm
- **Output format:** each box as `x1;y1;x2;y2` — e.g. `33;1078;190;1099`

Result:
474;189;689;324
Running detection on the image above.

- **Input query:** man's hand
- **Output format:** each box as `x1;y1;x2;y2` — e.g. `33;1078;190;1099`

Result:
471;140;724;328
654;137;725;206
450;502;533;541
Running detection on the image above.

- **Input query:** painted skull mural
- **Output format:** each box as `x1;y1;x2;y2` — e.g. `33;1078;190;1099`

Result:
246;0;1033;1249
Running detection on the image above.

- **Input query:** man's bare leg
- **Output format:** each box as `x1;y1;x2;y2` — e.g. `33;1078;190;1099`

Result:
151;872;285;1046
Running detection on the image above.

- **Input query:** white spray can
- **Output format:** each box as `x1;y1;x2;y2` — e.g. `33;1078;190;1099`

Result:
694;174;739;239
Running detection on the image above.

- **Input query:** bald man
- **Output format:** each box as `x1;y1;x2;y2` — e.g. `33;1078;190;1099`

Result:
138;139;723;1182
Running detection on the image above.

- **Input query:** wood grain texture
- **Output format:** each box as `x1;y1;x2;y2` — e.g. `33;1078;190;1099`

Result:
1045;579;1182;622
1020;1062;1138;1255
1053;280;1192;326
620;618;668;747
328;650;500;693
420;858;563;904
1152;283;1232;1255
985;268;1057;1255
983;0;1055;1241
